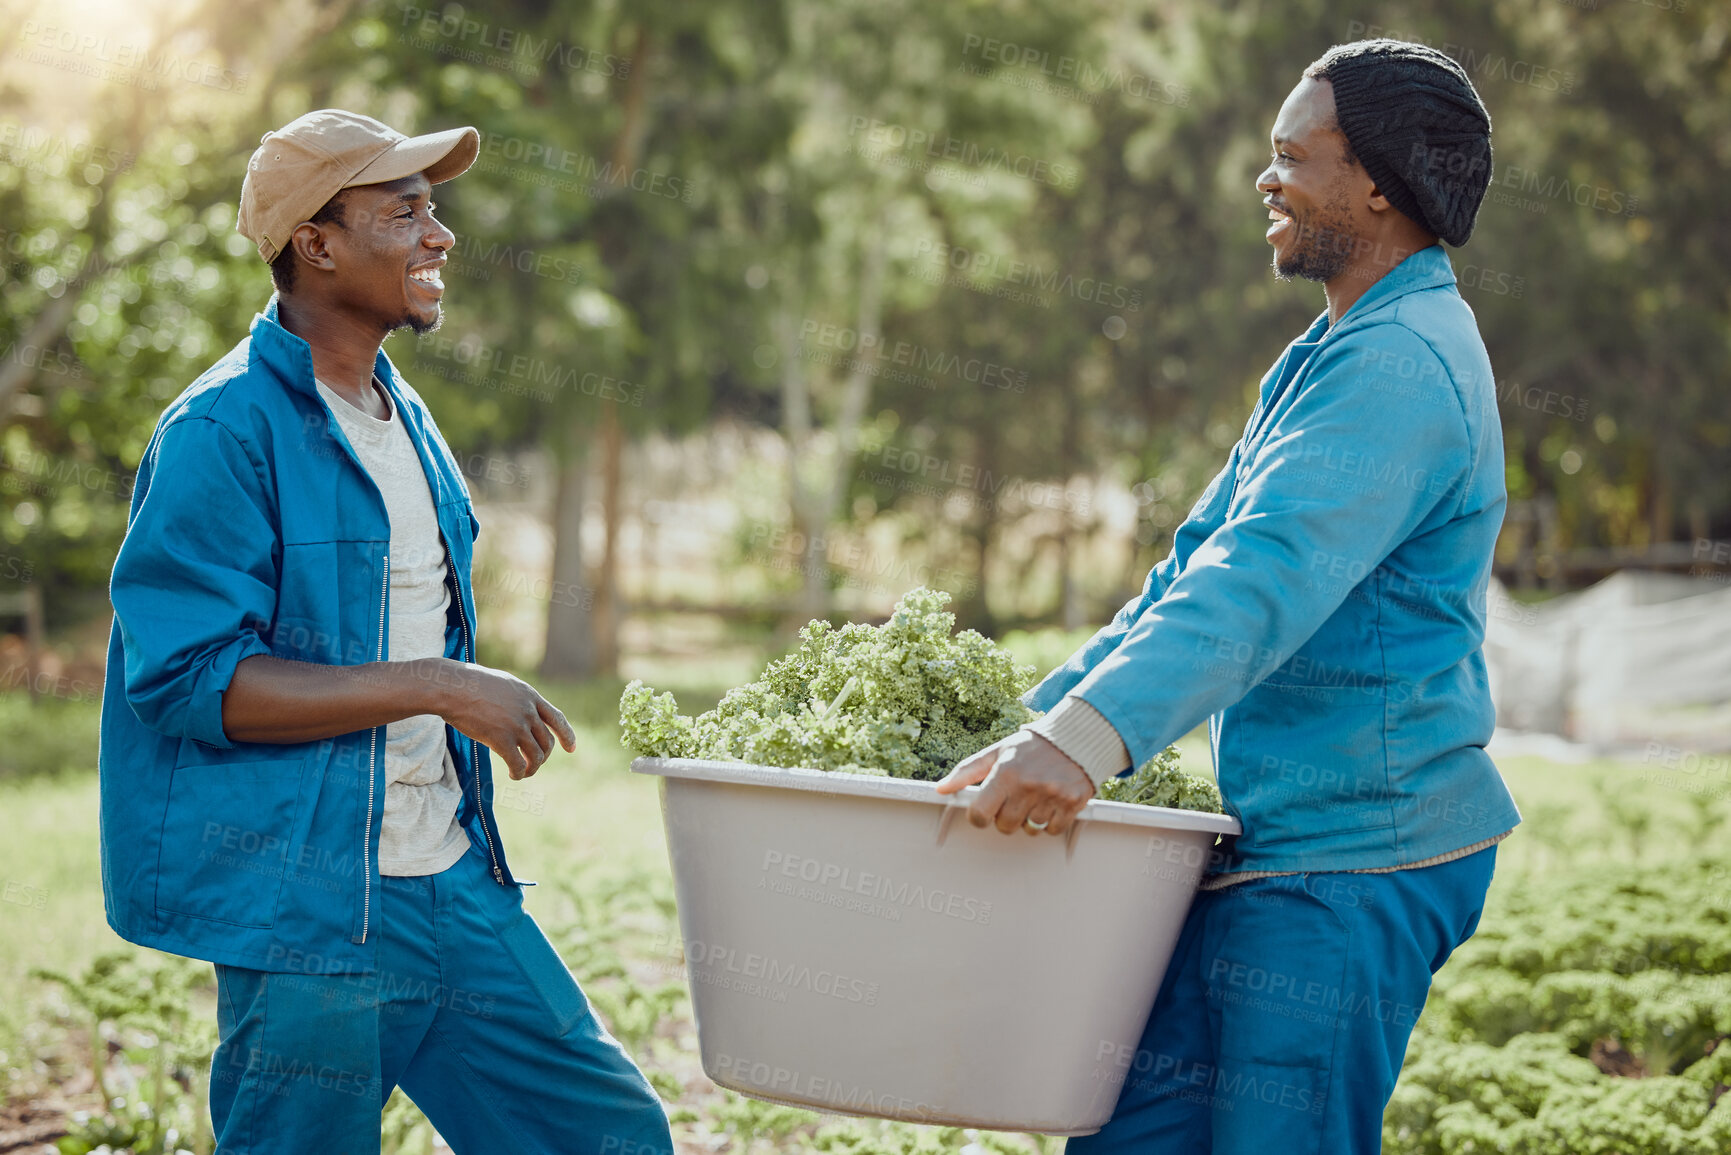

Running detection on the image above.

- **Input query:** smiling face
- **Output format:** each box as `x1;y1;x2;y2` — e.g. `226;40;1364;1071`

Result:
291;172;455;336
1256;77;1366;284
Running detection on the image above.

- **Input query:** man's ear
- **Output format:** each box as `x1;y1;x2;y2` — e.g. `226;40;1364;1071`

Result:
1365;181;1398;215
288;220;339;275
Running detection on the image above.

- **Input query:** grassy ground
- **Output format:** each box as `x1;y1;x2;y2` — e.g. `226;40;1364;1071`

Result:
1;644;1720;1151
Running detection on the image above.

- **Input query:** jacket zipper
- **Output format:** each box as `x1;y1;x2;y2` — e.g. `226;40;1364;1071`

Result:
360;551;389;944
447;540;505;884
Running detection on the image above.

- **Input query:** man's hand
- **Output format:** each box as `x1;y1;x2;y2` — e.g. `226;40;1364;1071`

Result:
934;729;1096;836
431;660;577;780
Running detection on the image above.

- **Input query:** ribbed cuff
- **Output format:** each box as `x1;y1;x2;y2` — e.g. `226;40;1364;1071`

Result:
1025;695;1131;787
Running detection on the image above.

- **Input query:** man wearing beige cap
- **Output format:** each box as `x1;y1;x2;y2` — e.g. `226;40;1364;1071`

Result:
99;109;673;1153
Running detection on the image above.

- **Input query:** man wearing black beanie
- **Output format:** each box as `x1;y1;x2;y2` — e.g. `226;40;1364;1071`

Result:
1263;38;1494;299
941;39;1517;1155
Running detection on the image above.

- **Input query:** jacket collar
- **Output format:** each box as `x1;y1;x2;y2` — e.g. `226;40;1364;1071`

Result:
1326;243;1457;334
249;293;406;412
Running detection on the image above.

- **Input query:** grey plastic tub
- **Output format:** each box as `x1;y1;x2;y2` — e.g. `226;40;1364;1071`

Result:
632;756;1241;1136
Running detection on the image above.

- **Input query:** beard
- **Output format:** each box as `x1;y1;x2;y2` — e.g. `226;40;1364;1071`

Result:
1272;193;1358;283
389;306;443;336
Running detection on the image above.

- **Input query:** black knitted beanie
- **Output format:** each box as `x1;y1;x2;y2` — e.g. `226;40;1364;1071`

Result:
1306;39;1493;247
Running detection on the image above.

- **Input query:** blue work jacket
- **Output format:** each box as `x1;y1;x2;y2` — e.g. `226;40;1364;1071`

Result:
1029;245;1522;874
99;295;519;974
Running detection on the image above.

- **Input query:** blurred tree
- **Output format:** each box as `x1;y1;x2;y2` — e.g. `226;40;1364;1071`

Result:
2;0;1726;657
0;0;359;619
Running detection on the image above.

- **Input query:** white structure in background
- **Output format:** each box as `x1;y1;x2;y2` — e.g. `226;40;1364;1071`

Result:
1485;572;1731;751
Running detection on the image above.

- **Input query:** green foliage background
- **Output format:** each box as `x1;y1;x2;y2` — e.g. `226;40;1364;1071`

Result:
2;0;1727;634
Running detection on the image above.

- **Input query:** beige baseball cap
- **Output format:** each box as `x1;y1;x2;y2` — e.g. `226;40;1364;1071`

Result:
237;109;479;264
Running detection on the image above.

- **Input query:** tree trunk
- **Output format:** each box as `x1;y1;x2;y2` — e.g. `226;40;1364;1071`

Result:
1059;526;1083;630
540;23;651;678
592;401;624;675
960;508;998;636
957;427;1001;635
0;293;82;417
1058;391;1083;629
539;450;595;679
1649;457;1674;545
774;303;826;628
779;223;889;628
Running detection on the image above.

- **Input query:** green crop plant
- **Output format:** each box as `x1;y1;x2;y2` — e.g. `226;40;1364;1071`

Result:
1385;857;1731;1153
1096;743;1224;813
620;588;1220;812
31;950;216;1155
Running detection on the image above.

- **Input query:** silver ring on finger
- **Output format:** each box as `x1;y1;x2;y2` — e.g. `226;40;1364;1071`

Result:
1024;818;1048;832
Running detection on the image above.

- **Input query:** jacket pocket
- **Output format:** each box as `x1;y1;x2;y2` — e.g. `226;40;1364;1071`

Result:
155;757;308;928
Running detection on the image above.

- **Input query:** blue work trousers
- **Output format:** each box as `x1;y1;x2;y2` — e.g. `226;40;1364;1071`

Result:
1068;845;1497;1154
208;843;673;1155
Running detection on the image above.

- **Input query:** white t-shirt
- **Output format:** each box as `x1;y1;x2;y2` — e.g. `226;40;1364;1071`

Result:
315;375;470;877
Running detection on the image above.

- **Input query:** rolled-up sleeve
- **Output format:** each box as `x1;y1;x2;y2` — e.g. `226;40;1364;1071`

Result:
110;415;279;749
1067;325;1474;770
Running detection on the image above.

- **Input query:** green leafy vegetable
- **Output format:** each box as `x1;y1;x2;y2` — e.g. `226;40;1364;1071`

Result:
619;587;1222;812
1096;743;1224;813
1384;861;1731;1153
